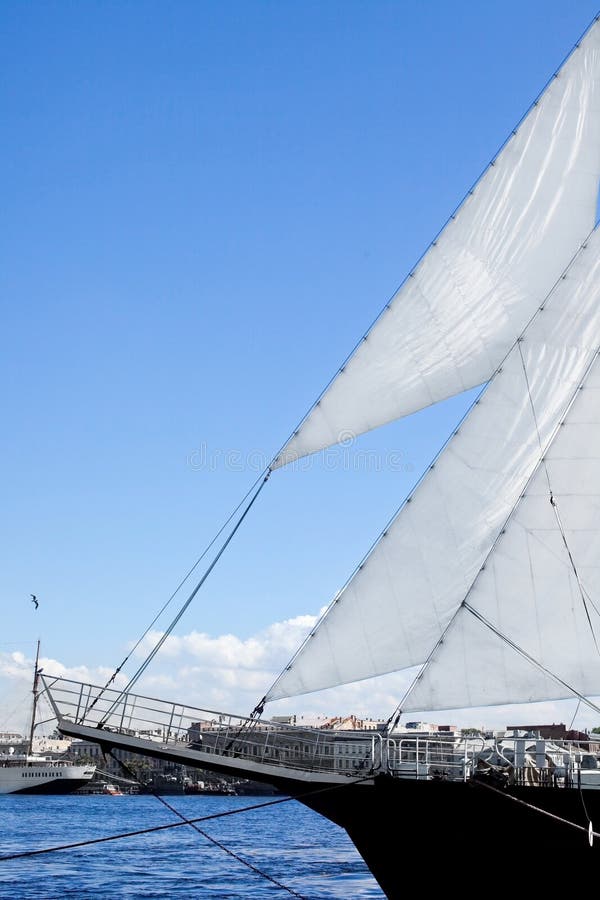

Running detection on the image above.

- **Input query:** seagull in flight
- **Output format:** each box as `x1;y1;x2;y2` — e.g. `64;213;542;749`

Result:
30;594;39;610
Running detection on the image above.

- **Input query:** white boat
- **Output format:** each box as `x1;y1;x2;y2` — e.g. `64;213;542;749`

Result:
42;10;600;893
0;752;96;795
0;642;95;795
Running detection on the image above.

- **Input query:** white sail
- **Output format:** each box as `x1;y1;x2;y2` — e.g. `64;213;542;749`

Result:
266;231;600;702
402;355;600;713
274;22;600;469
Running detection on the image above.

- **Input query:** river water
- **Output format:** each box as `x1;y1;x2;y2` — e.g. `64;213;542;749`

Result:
0;794;385;899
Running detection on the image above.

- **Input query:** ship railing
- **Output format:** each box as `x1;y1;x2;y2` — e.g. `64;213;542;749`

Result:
384;736;485;782
41;675;384;776
482;737;600;790
44;676;600;785
382;735;600;785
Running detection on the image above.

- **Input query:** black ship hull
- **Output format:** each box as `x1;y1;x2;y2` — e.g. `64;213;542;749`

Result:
9;777;92;795
227;769;600;895
297;774;600;896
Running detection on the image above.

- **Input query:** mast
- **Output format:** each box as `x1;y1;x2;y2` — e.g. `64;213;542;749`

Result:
27;640;40;755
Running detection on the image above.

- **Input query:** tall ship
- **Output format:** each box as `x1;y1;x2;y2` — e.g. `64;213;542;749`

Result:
40;11;600;894
1;642;95;795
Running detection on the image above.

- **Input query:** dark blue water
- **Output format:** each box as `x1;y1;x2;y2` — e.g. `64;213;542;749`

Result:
0;795;385;899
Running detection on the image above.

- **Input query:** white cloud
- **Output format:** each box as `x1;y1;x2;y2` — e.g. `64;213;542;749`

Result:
0;650;123;690
131;610;323;671
124;612;323;716
0;650;130;735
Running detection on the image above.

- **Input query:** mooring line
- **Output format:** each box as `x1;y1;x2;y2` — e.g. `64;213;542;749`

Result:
0;773;374;896
471;777;599;842
107;750;307;900
0;794;296;861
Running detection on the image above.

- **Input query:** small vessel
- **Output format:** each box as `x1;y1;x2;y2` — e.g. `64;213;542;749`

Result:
0;642;95;795
100;783;123;796
42;11;600;895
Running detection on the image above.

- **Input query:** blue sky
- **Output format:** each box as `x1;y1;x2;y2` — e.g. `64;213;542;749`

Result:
2;1;600;731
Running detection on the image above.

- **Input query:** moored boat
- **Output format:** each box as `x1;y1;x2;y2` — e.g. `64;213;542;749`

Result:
1;641;96;795
0;752;96;795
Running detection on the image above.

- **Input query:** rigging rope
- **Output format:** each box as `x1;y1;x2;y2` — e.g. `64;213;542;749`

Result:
93;471;271;725
389;585;600;726
569;699;582;732
0;796;304;863
464;603;600;715
578;775;594;838
85;469;272;720
471;776;599;844
517;340;600;655
0;771;373;897
550;495;600;653
107;750;307;900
